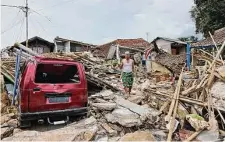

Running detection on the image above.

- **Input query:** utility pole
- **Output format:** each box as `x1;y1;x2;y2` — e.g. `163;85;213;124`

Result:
25;0;29;47
1;0;29;47
146;32;149;42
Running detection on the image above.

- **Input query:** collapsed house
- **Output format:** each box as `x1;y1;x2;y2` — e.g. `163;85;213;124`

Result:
191;27;225;60
143;37;186;76
1;37;225;141
93;38;150;59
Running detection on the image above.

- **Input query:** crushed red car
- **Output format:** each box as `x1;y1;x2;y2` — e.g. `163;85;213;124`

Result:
19;56;88;127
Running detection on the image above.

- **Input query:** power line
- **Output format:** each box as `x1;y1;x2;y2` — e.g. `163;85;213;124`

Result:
16;17;25;41
33;17;49;35
1;4;23;8
1;9;22;34
29;8;52;23
1;17;24;34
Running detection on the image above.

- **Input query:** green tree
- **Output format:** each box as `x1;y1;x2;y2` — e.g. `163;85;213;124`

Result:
190;0;225;37
178;36;198;42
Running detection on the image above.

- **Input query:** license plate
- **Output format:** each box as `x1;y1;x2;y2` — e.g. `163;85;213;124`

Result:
48;96;69;103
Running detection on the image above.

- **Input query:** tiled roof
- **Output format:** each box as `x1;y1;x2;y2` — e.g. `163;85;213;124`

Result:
96;38;150;58
191;27;225;47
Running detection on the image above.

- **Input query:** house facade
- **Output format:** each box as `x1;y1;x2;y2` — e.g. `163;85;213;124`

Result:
20;36;54;54
153;37;186;55
54;37;95;53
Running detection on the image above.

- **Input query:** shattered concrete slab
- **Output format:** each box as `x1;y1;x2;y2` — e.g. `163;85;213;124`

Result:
91;103;117;111
3;117;99;141
72;125;98;141
101;123;117;136
114;95;159;121
105;108;142;127
128;95;144;104
119;131;155;141
69;116;97;128
197;130;219;141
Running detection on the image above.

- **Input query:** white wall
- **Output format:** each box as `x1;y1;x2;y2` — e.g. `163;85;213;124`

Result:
65;41;71;52
156;39;173;54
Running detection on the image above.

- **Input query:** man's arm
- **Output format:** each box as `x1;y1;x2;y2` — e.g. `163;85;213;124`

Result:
120;60;123;69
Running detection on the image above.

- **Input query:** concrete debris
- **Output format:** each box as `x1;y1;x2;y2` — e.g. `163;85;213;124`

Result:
196;130;220;141
101;123;117;136
105;108;142;127
91;103;117;111
216;65;225;78
1;127;14;140
151;130;167;141
1;43;225;141
69;116;97;128
96;136;108;141
140;80;151;91
186;114;209;131
1;113;15;125
73;125;98;141
114;96;159;121
119;131;155;141
127;95;144;104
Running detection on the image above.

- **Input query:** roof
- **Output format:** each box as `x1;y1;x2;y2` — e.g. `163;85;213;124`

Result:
155;49;186;75
96;38;150;57
154;37;187;44
55;36;96;47
20;36;54;47
191;27;225;47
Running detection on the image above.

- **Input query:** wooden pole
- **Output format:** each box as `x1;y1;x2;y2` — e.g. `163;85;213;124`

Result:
167;68;184;141
208;32;223;60
185;129;203;142
209;41;225;69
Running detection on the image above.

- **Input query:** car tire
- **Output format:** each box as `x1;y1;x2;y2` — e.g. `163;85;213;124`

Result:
19;120;31;128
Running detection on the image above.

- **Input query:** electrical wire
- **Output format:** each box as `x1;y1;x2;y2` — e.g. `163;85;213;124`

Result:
30;18;40;35
1;9;22;33
16;17;25;42
29;8;52;23
1;16;24;34
1;4;22;8
34;18;49;35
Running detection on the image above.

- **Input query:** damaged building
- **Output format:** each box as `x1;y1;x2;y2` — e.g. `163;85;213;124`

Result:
54;36;96;53
20;36;54;54
93;38;150;59
191;27;225;60
144;37;186;75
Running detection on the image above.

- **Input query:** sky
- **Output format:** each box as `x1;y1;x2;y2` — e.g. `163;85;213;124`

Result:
1;0;197;49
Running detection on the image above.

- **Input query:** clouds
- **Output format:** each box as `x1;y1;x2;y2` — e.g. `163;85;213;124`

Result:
1;0;196;48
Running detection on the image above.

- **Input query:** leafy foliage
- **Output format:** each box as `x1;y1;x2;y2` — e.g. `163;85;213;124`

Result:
190;0;225;37
178;36;198;42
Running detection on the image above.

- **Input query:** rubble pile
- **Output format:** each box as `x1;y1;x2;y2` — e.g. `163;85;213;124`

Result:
154;50;186;75
1;43;225;141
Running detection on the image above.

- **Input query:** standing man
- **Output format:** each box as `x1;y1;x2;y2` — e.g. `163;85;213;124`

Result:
120;51;134;95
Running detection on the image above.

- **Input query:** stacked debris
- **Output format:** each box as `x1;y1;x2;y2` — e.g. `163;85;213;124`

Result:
1;42;225;141
154;49;186;75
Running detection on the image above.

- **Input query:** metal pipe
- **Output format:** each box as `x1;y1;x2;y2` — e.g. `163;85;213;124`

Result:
12;50;21;105
14;42;39;56
13;48;32;58
186;42;191;71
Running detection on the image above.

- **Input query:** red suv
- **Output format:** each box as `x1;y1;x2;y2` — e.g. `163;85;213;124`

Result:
19;57;88;127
